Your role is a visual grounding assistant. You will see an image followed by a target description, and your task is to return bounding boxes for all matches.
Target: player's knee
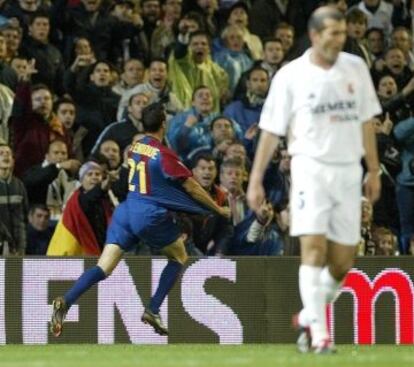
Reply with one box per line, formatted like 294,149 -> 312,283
330,260 -> 354,281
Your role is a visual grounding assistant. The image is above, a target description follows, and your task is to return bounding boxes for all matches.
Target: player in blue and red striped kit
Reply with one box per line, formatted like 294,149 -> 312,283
50,103 -> 230,337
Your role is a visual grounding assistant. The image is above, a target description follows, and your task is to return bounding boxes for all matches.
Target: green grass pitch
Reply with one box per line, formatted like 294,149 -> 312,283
1,345 -> 413,367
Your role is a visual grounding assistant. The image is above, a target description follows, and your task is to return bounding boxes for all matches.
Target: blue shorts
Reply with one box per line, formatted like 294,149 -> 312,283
106,200 -> 180,252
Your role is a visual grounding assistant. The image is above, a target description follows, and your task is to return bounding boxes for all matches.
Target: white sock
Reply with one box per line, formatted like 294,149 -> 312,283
320,266 -> 342,304
299,264 -> 329,346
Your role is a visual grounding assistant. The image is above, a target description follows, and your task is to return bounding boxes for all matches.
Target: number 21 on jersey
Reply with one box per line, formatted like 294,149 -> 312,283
128,158 -> 147,194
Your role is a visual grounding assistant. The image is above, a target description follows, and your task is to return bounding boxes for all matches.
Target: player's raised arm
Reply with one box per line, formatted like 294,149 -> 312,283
182,177 -> 230,218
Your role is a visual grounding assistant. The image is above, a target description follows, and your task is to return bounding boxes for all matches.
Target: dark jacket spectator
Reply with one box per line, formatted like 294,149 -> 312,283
0,144 -> 28,255
64,61 -> 120,156
26,204 -> 55,255
9,81 -> 70,177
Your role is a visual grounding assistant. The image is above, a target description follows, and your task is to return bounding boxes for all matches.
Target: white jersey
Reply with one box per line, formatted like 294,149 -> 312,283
259,49 -> 382,164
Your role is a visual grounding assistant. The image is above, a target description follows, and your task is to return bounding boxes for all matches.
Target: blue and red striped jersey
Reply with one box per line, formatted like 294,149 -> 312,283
126,136 -> 208,214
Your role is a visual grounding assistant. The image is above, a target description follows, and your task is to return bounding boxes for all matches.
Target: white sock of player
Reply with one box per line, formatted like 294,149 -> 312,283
320,266 -> 342,304
299,264 -> 329,346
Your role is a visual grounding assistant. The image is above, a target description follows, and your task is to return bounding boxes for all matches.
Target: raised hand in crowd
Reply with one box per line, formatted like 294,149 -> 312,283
184,114 -> 199,128
256,201 -> 274,226
19,58 -> 37,81
58,159 -> 82,176
101,169 -> 120,191
70,54 -> 96,73
382,113 -> 394,135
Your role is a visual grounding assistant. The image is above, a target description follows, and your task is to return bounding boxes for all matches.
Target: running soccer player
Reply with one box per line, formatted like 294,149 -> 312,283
247,6 -> 381,354
50,103 -> 230,337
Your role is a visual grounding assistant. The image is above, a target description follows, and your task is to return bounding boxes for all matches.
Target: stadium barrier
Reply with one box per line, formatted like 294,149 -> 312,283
0,257 -> 413,344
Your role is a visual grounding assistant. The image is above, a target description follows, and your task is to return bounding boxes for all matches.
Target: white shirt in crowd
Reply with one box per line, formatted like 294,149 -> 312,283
259,49 -> 382,164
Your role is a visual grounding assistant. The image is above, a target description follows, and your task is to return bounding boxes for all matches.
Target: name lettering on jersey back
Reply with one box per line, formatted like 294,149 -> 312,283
132,143 -> 159,158
311,100 -> 358,123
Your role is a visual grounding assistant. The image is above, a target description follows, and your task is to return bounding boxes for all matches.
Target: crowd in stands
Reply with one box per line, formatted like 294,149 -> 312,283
0,0 -> 413,256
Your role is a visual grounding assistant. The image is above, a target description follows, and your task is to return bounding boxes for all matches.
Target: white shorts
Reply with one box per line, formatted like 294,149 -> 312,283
290,155 -> 363,245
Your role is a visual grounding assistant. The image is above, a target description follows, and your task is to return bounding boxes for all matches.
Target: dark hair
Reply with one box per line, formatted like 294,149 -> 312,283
220,157 -> 243,173
262,37 -> 283,48
189,30 -> 211,44
128,92 -> 149,106
191,152 -> 216,169
48,139 -> 68,152
247,66 -> 269,80
123,58 -> 144,71
54,96 -> 75,111
28,10 -> 50,25
366,27 -> 385,39
308,6 -> 345,33
29,204 -> 50,215
149,57 -> 168,68
210,116 -> 233,131
191,85 -> 210,100
275,21 -> 295,34
346,8 -> 367,25
31,83 -> 51,94
87,60 -> 112,79
142,103 -> 165,132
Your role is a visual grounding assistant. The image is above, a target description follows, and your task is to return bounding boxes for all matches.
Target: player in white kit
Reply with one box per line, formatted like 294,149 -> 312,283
247,6 -> 381,354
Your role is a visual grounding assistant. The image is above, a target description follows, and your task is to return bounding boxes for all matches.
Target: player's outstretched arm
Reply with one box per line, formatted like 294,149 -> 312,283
247,130 -> 279,212
362,119 -> 381,204
182,177 -> 230,218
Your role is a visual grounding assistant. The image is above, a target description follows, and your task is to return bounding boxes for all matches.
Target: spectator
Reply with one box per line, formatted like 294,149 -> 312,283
346,8 -> 371,66
183,0 -> 219,37
377,74 -> 414,125
189,153 -> 233,254
112,58 -> 146,99
213,24 -> 253,95
187,116 -> 240,163
52,0 -> 142,63
0,31 -> 18,91
2,24 -> 23,62
22,139 -> 80,219
47,160 -> 115,256
219,158 -> 279,255
65,60 -> 120,156
371,114 -> 400,232
67,37 -> 96,69
93,92 -> 150,154
141,0 -> 162,48
55,96 -> 86,161
26,204 -> 55,255
97,139 -> 121,170
9,56 -> 28,80
274,22 -> 295,60
354,0 -> 396,38
372,226 -> 397,255
0,143 -> 28,255
249,0 -> 307,41
223,66 -> 269,135
19,11 -> 65,94
260,38 -> 284,79
373,47 -> 413,90
366,27 -> 385,61
225,1 -> 263,60
358,197 -> 375,255
169,30 -> 229,111
118,58 -> 182,120
393,115 -> 414,254
9,65 -> 70,177
0,82 -> 13,143
391,26 -> 414,71
167,85 -> 218,158
151,0 -> 183,59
